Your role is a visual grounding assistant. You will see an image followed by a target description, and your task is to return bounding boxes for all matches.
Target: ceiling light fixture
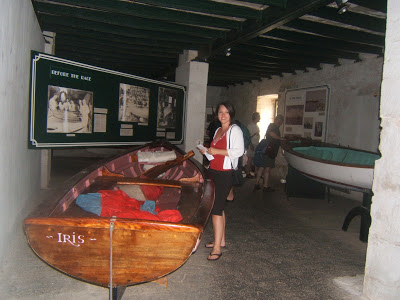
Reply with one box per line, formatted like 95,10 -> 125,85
335,0 -> 349,14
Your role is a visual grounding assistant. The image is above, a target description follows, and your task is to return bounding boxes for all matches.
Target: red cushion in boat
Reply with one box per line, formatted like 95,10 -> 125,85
140,185 -> 163,200
96,189 -> 182,222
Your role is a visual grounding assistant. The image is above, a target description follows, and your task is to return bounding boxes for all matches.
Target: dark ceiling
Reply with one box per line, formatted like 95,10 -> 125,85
31,0 -> 387,87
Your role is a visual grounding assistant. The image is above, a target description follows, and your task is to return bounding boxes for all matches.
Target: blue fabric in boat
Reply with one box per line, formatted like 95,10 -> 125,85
76,193 -> 158,216
293,146 -> 380,166
140,200 -> 157,215
75,193 -> 102,215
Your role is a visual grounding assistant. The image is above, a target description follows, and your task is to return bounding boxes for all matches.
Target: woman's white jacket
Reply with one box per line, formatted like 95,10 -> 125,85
213,124 -> 244,170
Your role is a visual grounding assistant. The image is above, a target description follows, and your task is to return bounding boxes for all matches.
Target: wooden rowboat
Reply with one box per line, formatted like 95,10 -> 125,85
24,141 -> 214,290
282,139 -> 380,192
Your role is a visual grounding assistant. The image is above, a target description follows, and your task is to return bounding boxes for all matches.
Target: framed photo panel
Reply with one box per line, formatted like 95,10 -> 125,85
29,51 -> 185,148
283,85 -> 330,141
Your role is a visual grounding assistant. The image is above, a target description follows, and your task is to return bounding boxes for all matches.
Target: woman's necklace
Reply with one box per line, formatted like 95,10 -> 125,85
212,126 -> 230,146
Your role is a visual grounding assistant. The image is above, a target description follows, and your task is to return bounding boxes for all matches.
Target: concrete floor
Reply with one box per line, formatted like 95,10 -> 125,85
0,157 -> 368,299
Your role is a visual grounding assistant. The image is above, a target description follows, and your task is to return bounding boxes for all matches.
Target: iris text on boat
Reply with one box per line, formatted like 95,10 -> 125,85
57,232 -> 84,247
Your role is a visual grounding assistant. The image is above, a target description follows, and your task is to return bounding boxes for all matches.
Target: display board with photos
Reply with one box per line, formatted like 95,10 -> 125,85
29,51 -> 185,148
283,85 -> 330,142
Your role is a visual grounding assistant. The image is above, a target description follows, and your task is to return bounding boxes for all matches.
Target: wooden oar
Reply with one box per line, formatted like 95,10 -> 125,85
140,150 -> 195,179
98,176 -> 182,188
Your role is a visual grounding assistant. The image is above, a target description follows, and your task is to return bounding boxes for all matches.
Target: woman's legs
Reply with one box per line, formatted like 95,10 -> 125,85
227,187 -> 234,201
207,169 -> 230,260
208,211 -> 226,259
255,167 -> 264,188
262,167 -> 271,188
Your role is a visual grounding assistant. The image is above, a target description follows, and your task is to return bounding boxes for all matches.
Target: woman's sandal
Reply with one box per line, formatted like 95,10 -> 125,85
207,252 -> 223,261
205,241 -> 226,249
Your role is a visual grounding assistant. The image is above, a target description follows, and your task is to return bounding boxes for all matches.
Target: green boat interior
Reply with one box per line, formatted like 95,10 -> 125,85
293,146 -> 380,166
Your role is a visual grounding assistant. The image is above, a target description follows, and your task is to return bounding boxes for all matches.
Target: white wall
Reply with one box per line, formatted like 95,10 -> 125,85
208,54 -> 383,153
176,51 -> 209,163
0,0 -> 44,263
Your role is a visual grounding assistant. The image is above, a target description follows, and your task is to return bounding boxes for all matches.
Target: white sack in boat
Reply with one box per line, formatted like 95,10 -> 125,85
137,150 -> 177,163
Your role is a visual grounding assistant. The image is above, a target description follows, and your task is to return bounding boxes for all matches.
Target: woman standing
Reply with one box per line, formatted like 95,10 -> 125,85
254,114 -> 285,192
199,102 -> 244,261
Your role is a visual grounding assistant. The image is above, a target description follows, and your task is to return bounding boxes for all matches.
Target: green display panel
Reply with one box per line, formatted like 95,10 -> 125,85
29,51 -> 186,148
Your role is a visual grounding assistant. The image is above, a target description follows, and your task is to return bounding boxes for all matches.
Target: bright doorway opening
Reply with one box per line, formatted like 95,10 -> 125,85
257,94 -> 278,140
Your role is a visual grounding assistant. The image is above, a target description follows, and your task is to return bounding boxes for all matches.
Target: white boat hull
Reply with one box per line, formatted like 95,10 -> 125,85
284,151 -> 374,191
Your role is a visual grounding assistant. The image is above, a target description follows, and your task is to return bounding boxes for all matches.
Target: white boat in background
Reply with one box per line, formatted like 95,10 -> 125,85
282,140 -> 380,192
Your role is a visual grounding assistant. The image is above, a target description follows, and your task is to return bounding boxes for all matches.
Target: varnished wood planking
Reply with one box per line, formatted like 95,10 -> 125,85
25,222 -> 198,286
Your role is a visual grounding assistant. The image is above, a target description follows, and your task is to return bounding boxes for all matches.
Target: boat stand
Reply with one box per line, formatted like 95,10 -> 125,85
342,190 -> 373,242
109,277 -> 168,299
111,286 -> 126,300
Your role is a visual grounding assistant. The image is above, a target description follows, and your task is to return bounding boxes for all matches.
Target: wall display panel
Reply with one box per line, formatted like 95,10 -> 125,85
29,51 -> 185,148
283,86 -> 330,142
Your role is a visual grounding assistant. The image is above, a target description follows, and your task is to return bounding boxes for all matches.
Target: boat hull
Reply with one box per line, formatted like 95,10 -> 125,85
282,140 -> 379,192
24,142 -> 214,287
284,150 -> 374,191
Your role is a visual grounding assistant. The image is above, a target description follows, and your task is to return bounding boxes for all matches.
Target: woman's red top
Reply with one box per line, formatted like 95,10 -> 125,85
209,128 -> 229,171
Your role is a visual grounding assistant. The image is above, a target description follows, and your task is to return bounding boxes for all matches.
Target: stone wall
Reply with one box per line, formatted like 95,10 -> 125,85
363,0 -> 400,298
209,55 -> 383,153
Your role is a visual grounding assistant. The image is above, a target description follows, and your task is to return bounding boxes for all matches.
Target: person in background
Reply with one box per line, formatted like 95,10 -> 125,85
245,112 -> 261,178
254,114 -> 285,192
198,102 -> 244,261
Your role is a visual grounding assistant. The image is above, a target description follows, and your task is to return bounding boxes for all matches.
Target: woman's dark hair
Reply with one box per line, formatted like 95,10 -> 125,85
217,102 -> 235,124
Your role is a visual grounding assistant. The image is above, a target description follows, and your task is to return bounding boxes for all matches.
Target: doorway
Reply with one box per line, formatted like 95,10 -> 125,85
257,94 -> 278,139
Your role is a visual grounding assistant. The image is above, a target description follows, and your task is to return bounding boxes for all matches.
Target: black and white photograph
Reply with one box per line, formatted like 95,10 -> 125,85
157,87 -> 178,129
305,89 -> 327,112
47,85 -> 93,134
304,117 -> 313,129
285,104 -> 304,125
314,121 -> 323,137
118,83 -> 150,125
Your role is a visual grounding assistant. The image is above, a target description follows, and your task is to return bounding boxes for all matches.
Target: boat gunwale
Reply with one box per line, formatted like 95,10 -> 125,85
24,216 -> 203,233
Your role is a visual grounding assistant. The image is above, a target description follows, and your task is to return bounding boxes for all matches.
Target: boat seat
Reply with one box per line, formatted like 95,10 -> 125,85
137,150 -> 177,163
82,178 -> 118,194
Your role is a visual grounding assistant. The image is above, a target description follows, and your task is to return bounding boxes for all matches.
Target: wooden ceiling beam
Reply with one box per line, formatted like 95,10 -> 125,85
285,19 -> 385,47
35,1 -> 225,39
33,0 -> 241,29
200,0 -> 334,60
262,28 -> 383,55
130,0 -> 261,19
39,14 -> 211,44
308,6 -> 386,33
